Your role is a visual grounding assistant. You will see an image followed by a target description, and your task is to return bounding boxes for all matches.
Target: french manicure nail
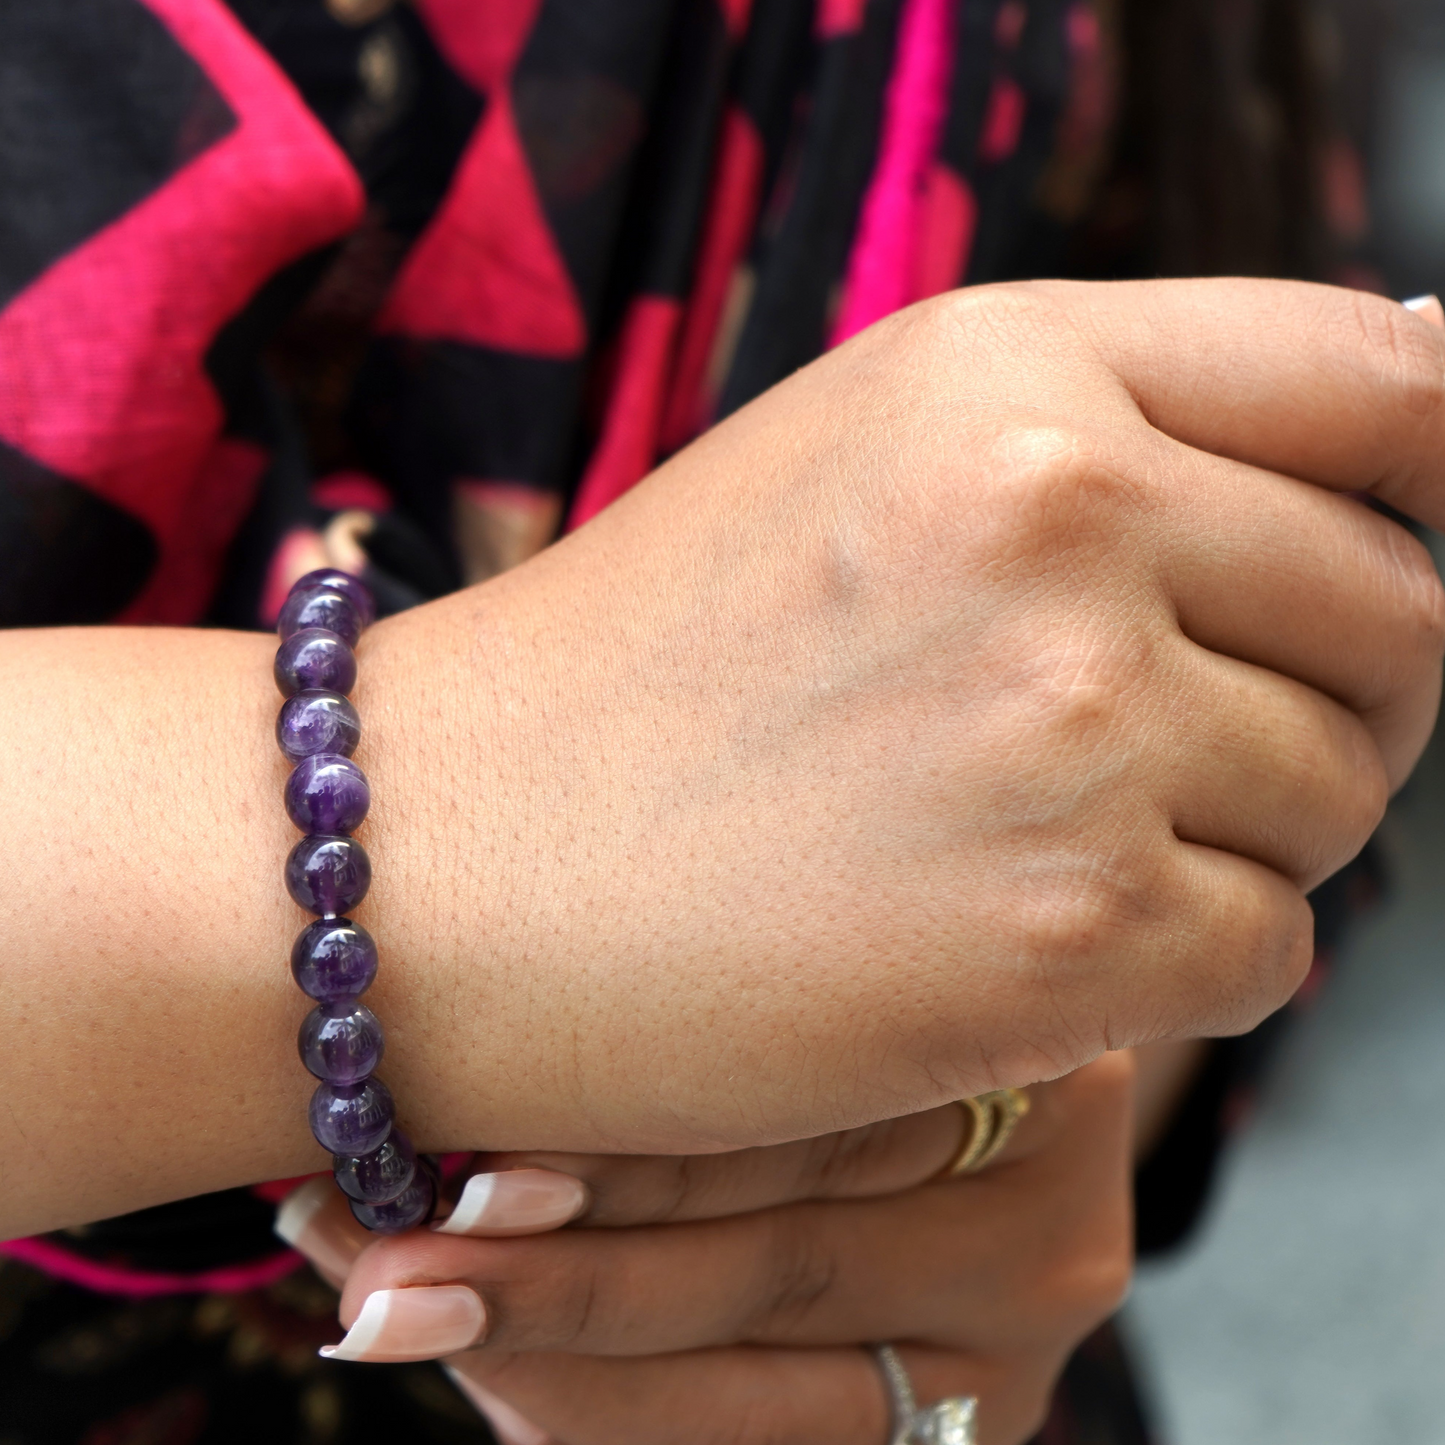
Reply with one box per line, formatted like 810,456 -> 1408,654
432,1169 -> 588,1236
1404,294 -> 1445,328
275,1176 -> 365,1283
444,1367 -> 553,1445
319,1285 -> 486,1362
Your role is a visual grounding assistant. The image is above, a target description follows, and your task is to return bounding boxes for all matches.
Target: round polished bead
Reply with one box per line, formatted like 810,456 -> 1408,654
285,754 -> 370,835
309,1076 -> 394,1155
299,999 -> 385,1084
349,1167 -> 435,1234
291,917 -> 378,1001
285,834 -> 371,915
294,568 -> 375,627
276,690 -> 360,763
333,1128 -> 417,1206
278,586 -> 363,648
275,629 -> 356,698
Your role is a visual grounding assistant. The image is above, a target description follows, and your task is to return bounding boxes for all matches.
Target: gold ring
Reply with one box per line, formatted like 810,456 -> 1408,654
936,1089 -> 1031,1179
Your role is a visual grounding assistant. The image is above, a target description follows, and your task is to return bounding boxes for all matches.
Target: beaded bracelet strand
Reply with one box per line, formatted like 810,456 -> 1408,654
274,569 -> 436,1233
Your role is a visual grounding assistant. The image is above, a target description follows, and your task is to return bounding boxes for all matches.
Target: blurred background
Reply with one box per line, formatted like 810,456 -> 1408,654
1124,4 -> 1445,1435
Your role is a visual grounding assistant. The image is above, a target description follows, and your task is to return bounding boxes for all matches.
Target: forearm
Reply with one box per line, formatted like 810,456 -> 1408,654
0,614 -> 521,1238
0,496 -> 799,1239
0,626 -> 316,1233
0,546 -> 730,1239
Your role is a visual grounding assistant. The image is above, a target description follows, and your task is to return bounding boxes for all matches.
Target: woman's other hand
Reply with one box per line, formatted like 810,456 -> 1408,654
285,1055 -> 1134,1445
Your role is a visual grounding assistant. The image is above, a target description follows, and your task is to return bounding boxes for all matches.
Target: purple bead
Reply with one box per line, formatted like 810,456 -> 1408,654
293,568 -> 375,627
275,629 -> 356,698
349,1168 -> 436,1234
299,999 -> 385,1084
276,691 -> 360,763
285,834 -> 371,916
285,754 -> 370,835
309,1076 -> 395,1155
333,1128 -> 417,1206
291,918 -> 378,1001
278,586 -> 363,648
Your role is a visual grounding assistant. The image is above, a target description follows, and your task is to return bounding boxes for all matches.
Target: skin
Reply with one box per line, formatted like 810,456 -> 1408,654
295,1055 -> 1135,1445
1,277 -> 1443,1237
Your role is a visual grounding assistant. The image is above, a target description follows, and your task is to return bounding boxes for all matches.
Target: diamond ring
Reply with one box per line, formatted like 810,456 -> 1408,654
872,1343 -> 978,1445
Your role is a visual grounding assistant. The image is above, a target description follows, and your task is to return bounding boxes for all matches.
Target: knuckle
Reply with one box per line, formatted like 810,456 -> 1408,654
1094,854 -> 1312,1046
1281,705 -> 1387,880
1033,635 -> 1156,751
1025,841 -> 1173,975
1380,521 -> 1445,667
995,853 -> 1172,1067
502,1254 -> 603,1350
1020,1172 -> 1133,1324
1016,1231 -> 1131,1345
1070,1232 -> 1134,1322
652,1155 -> 700,1223
983,427 -> 1151,565
751,1211 -> 839,1337
1212,879 -> 1315,1032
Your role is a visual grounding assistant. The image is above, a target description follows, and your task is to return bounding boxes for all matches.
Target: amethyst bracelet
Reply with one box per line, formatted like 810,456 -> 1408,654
274,569 -> 436,1234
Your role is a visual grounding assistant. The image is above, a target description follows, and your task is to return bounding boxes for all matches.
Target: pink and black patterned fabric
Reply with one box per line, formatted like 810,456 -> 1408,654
0,0 -> 1090,635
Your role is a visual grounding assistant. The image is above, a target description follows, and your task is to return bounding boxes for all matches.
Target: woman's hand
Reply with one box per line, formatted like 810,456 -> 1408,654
365,278 -> 1445,1154
3,277 -> 1443,1233
284,1055 -> 1135,1445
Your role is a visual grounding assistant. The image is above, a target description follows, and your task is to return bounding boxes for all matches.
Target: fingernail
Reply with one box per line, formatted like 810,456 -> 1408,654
444,1367 -> 552,1445
432,1169 -> 588,1236
319,1285 -> 486,1363
1404,294 -> 1445,328
275,1177 -> 365,1282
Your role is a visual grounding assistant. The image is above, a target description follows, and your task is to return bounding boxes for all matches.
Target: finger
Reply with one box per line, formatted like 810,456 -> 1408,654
1167,648 -> 1387,890
1404,293 -> 1445,329
278,1170 -> 587,1297
1028,278 -> 1445,524
454,1085 -> 1063,1232
448,1341 -> 1059,1445
1155,443 -> 1444,786
330,1057 -> 1131,1359
1010,808 -> 1317,1050
444,1371 -> 553,1445
1098,836 -> 1319,1044
433,1169 -> 591,1236
274,1175 -> 370,1290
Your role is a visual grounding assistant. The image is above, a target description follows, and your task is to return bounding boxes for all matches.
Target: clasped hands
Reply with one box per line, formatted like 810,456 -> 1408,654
281,1054 -> 1133,1445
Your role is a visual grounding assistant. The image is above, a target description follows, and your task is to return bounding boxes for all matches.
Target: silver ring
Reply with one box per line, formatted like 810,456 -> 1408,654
871,1344 -> 978,1445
